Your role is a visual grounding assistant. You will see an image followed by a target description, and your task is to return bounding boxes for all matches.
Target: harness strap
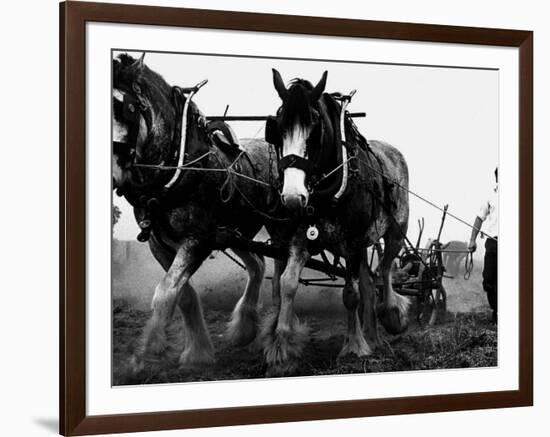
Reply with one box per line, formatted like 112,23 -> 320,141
164,79 -> 208,190
333,89 -> 356,202
278,154 -> 313,174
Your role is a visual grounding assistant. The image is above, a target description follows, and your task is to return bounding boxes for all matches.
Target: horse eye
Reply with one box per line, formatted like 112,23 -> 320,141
132,82 -> 142,94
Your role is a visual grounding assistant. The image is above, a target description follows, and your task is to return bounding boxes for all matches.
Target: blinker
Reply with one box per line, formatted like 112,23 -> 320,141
265,116 -> 282,147
122,93 -> 141,124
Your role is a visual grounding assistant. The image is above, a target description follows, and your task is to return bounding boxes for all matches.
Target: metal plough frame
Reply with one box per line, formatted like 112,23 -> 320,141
209,106 -> 467,327
221,205 -> 469,327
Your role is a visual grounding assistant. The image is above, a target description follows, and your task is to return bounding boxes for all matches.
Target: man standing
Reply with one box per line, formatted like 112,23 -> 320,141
468,168 -> 498,323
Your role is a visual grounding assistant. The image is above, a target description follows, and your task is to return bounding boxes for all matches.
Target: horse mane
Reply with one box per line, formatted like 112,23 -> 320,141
113,53 -> 206,133
281,78 -> 316,130
344,114 -> 369,152
322,93 -> 369,153
113,53 -> 174,115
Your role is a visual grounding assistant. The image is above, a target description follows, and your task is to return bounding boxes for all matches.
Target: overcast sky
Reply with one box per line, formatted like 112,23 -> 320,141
113,50 -> 498,245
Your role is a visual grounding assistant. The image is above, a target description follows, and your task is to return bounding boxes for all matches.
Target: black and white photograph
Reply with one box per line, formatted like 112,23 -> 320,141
111,49 -> 499,386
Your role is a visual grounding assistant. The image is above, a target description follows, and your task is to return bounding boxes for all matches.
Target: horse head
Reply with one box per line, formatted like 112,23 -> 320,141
270,69 -> 335,212
112,53 -> 176,194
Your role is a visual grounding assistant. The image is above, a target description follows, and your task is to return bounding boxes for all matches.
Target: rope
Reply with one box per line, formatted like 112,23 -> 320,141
354,155 -> 497,241
231,183 -> 291,222
463,252 -> 474,280
133,151 -> 272,187
311,155 -> 356,188
132,150 -> 215,170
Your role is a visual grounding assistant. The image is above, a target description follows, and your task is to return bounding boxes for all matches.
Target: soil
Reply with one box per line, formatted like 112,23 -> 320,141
112,242 -> 497,386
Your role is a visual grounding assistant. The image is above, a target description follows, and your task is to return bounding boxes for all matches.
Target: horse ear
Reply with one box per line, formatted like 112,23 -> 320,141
132,52 -> 146,71
272,68 -> 288,100
310,70 -> 328,101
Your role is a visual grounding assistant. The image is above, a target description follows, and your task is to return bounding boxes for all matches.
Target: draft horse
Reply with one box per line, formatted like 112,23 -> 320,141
112,53 -> 284,370
263,69 -> 411,375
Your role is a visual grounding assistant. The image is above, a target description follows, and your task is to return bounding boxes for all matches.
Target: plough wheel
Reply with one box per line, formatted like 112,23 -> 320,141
417,284 -> 447,326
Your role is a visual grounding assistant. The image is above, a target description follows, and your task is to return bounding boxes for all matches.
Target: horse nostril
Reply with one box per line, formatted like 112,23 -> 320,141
281,194 -> 287,205
299,194 -> 307,207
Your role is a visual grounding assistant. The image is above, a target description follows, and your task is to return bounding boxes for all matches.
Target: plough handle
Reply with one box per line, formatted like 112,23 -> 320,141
180,79 -> 208,94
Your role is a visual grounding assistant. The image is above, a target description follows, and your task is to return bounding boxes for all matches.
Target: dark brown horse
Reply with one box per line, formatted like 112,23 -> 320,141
262,69 -> 411,375
112,53 -> 288,370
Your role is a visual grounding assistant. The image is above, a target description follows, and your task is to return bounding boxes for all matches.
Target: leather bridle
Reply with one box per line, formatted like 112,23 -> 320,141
113,80 -> 208,195
265,91 -> 356,206
113,85 -> 154,161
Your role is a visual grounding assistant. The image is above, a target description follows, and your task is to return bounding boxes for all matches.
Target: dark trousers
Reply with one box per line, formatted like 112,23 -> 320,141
482,237 -> 498,317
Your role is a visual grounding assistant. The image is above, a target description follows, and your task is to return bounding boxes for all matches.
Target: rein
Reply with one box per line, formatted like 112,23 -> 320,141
125,79 -> 289,224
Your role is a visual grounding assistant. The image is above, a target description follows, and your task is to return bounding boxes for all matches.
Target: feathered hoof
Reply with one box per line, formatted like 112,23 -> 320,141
140,321 -> 169,356
261,316 -> 308,377
265,359 -> 300,378
128,354 -> 145,375
377,296 -> 410,335
179,345 -> 215,368
226,306 -> 259,347
339,333 -> 373,358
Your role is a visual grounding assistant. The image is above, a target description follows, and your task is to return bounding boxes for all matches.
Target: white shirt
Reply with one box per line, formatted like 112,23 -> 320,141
478,185 -> 499,237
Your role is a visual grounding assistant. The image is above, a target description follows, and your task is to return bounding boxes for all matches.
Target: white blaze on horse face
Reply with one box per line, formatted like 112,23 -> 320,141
112,89 -> 128,143
113,119 -> 128,143
112,154 -> 124,188
112,88 -> 129,188
281,125 -> 311,209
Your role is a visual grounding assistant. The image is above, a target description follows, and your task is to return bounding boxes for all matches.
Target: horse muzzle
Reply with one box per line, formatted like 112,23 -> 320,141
280,166 -> 310,211
281,187 -> 310,213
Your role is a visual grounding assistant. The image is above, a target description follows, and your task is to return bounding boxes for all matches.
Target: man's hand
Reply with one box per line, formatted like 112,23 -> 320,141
468,216 -> 483,253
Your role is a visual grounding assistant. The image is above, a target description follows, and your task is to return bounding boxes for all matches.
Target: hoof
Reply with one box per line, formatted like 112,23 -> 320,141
265,359 -> 300,377
226,305 -> 259,347
261,316 -> 308,377
377,296 -> 410,335
339,333 -> 373,358
364,335 -> 383,352
179,346 -> 215,367
140,321 -> 169,356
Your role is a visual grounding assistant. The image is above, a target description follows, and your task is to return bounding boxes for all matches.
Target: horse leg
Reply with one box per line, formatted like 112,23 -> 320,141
177,282 -> 215,366
133,238 -> 212,369
377,233 -> 411,335
260,258 -> 287,348
146,232 -> 214,365
262,245 -> 309,376
225,249 -> 265,347
271,258 -> 287,308
339,256 -> 371,358
148,231 -> 175,271
359,255 -> 382,350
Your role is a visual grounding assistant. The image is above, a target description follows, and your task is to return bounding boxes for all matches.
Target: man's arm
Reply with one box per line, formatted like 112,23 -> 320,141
468,216 -> 483,252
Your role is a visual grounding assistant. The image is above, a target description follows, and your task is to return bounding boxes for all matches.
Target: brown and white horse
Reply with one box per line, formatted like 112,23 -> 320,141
262,70 -> 411,375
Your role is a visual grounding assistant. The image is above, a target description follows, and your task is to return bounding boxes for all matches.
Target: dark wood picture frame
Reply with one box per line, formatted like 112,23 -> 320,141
60,1 -> 533,435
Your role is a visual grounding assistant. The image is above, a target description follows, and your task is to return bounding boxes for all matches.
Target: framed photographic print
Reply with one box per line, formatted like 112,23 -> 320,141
60,1 -> 533,435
